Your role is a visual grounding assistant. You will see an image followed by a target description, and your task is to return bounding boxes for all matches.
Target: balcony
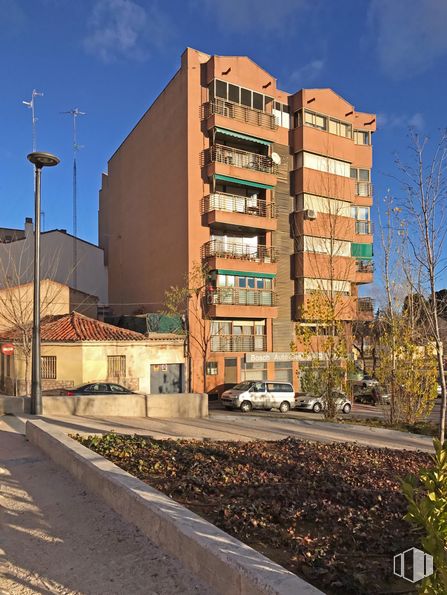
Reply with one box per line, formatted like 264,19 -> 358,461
202,240 -> 276,263
204,99 -> 277,131
210,334 -> 267,353
355,220 -> 373,235
202,193 -> 276,218
356,260 -> 374,273
355,182 -> 373,197
207,287 -> 277,306
204,144 -> 278,175
357,297 -> 375,319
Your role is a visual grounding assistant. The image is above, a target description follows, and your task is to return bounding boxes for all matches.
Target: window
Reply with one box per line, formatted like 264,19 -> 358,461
296,193 -> 351,216
351,206 -> 370,220
329,118 -> 352,138
297,152 -> 351,178
253,92 -> 263,111
300,236 -> 351,257
41,356 -> 56,380
304,110 -> 327,130
110,384 -> 127,393
206,361 -> 218,376
350,168 -> 370,181
354,130 -> 370,145
107,355 -> 126,377
273,102 -> 290,128
228,84 -> 239,103
274,363 -> 293,384
215,79 -> 227,100
298,278 -> 351,295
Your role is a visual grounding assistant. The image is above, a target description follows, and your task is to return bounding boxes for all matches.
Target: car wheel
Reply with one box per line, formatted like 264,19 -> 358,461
279,401 -> 290,413
312,402 -> 322,413
342,403 -> 352,414
240,400 -> 253,413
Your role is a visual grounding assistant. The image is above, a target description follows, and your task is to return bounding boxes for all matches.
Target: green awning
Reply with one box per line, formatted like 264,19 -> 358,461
351,243 -> 373,259
215,174 -> 274,190
216,269 -> 276,279
215,126 -> 271,146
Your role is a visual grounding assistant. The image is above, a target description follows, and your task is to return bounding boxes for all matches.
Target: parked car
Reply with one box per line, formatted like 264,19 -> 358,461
295,390 -> 352,414
43,383 -> 137,396
354,385 -> 390,406
352,374 -> 380,389
220,380 -> 295,413
437,384 -> 442,397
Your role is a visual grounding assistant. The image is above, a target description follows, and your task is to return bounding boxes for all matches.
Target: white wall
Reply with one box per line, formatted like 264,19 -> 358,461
0,230 -> 108,304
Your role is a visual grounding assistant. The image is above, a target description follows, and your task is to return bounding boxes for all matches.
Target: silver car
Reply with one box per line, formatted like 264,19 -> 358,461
221,380 -> 295,413
295,390 -> 352,414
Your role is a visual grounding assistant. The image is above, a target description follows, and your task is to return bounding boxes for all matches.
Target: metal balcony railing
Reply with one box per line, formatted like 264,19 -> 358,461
204,144 -> 279,175
356,182 -> 373,197
355,220 -> 373,234
210,334 -> 267,353
202,240 -> 277,263
206,287 -> 277,307
203,98 -> 278,130
201,193 -> 276,218
356,260 -> 374,274
358,297 -> 375,312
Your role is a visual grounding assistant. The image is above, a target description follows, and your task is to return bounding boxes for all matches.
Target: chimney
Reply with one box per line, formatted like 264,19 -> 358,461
25,217 -> 33,238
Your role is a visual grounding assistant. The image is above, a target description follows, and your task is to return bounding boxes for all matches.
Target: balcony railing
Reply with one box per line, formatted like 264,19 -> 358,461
356,260 -> 374,274
206,287 -> 277,307
210,334 -> 267,353
358,297 -> 375,313
356,182 -> 373,197
202,240 -> 277,263
204,144 -> 279,175
201,193 -> 276,218
204,98 -> 278,131
355,220 -> 373,234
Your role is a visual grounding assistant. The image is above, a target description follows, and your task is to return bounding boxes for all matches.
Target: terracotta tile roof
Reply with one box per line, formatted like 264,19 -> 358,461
39,312 -> 146,342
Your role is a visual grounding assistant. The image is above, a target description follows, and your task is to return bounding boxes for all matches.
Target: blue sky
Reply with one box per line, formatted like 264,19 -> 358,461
1,0 -> 446,264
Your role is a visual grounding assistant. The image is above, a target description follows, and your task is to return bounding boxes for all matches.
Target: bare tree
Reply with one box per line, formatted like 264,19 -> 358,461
394,131 -> 447,441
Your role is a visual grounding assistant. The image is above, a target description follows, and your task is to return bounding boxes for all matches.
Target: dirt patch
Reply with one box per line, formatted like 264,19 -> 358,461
75,432 -> 431,594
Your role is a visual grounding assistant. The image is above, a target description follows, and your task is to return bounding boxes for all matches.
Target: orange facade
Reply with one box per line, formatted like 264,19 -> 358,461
99,48 -> 375,393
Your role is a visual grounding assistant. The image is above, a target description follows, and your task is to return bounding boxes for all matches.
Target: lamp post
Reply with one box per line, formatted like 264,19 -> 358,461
27,152 -> 60,415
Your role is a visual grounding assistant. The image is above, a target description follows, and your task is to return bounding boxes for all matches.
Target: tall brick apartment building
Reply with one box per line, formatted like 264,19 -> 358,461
99,48 -> 375,393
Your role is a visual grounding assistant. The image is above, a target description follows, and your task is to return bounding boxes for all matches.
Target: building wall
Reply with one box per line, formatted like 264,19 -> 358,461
1,339 -> 185,395
0,226 -> 108,304
99,53 -> 190,315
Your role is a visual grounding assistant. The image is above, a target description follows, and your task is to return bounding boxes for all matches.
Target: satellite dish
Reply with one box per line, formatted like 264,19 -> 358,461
271,152 -> 281,165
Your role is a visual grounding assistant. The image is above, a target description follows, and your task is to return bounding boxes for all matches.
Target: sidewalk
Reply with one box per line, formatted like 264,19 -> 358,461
0,419 -> 213,595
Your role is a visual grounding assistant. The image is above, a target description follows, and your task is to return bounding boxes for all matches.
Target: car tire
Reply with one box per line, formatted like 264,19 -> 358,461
312,402 -> 322,413
240,400 -> 253,413
279,401 -> 290,413
342,403 -> 352,414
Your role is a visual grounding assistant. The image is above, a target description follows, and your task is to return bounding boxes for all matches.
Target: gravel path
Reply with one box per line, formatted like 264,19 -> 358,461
0,420 -> 213,595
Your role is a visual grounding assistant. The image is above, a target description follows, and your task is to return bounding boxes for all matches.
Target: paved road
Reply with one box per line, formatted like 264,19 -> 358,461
8,409 -> 433,452
0,419 -> 213,595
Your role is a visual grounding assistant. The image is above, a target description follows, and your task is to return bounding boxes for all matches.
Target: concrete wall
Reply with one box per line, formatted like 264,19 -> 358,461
0,229 -> 108,304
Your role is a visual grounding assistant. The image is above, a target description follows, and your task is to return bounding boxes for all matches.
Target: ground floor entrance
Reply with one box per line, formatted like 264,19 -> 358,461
150,363 -> 184,394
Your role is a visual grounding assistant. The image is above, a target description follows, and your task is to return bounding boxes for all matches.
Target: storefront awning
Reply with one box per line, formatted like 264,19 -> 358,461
215,126 -> 271,146
216,269 -> 276,279
215,174 -> 274,190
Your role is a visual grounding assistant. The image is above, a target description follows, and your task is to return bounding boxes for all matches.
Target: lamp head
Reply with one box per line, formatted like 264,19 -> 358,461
27,152 -> 60,168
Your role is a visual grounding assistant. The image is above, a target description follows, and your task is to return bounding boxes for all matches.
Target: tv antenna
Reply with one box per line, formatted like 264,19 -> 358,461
62,107 -> 86,290
22,89 -> 44,152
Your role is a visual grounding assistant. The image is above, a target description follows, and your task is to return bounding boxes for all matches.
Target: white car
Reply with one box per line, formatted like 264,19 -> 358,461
221,381 -> 295,413
295,390 -> 352,414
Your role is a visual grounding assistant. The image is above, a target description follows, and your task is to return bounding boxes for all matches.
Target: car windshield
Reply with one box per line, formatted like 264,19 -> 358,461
232,382 -> 253,391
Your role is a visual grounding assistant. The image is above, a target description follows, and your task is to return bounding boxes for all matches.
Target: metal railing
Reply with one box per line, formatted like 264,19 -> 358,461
204,98 -> 278,130
204,144 -> 278,175
210,334 -> 267,352
206,287 -> 277,307
355,220 -> 373,234
201,193 -> 276,218
202,239 -> 277,263
356,182 -> 373,197
358,297 -> 375,312
356,260 -> 374,274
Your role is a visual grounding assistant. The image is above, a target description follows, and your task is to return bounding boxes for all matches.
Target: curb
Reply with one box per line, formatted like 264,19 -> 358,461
26,420 -> 324,595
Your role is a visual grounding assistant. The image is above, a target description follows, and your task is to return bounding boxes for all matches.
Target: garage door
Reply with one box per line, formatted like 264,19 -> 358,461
150,364 -> 183,394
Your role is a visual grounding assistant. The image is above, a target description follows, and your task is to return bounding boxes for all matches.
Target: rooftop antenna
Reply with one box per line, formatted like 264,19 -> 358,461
62,107 -> 86,290
22,89 -> 44,152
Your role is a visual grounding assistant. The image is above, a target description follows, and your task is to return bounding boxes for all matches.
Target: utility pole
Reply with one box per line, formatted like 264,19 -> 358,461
22,89 -> 44,152
62,108 -> 86,290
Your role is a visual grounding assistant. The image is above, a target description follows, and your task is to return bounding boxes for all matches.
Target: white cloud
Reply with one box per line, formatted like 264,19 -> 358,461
83,0 -> 171,62
289,59 -> 325,87
377,112 -> 425,132
194,0 -> 311,34
369,0 -> 447,78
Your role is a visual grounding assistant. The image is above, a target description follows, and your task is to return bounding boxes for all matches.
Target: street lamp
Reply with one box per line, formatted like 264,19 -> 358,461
27,152 -> 60,415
